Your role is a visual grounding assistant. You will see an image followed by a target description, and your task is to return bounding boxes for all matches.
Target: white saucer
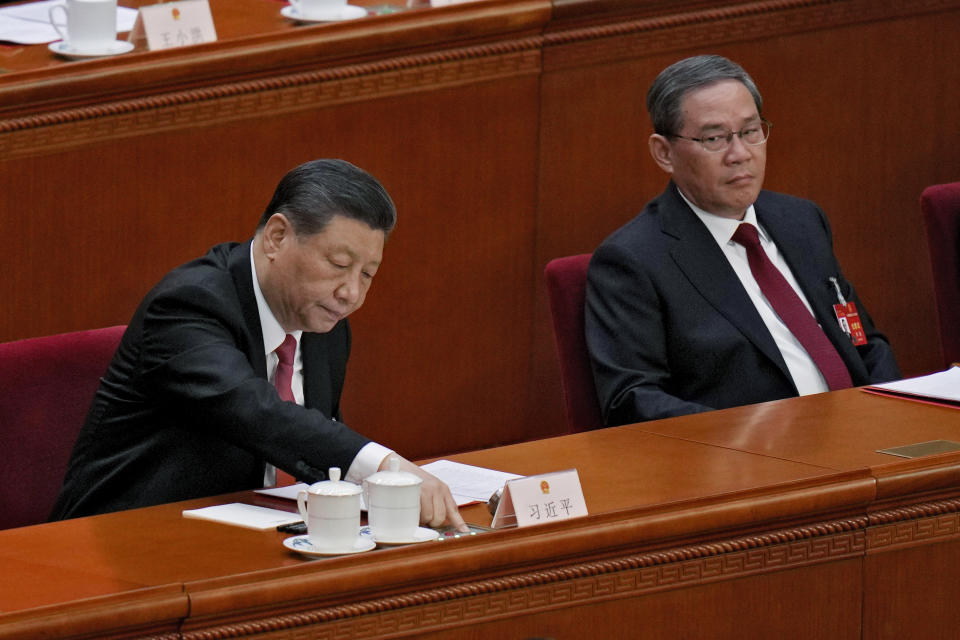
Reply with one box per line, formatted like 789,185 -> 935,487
48,40 -> 135,60
283,533 -> 376,557
281,4 -> 368,22
362,526 -> 440,545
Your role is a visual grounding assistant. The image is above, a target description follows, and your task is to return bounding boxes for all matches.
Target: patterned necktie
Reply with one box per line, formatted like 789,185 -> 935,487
273,334 -> 298,486
731,223 -> 852,391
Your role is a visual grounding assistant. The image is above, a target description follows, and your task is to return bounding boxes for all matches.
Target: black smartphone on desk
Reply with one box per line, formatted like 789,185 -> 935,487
277,521 -> 307,534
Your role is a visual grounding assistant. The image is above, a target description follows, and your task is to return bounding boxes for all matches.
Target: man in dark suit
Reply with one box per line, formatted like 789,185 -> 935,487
586,55 -> 900,426
52,159 -> 466,531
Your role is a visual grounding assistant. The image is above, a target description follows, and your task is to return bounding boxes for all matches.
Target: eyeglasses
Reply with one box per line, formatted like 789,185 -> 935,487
669,120 -> 772,153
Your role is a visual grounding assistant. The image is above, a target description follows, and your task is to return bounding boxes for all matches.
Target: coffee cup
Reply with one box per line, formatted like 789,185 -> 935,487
363,457 -> 423,542
288,0 -> 347,20
49,0 -> 117,53
297,467 -> 362,551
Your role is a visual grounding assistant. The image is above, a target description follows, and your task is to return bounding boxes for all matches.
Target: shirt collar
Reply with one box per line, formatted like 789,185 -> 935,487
250,241 -> 302,355
676,187 -> 767,246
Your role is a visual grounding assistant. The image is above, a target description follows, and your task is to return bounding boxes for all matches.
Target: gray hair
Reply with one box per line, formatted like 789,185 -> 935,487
646,55 -> 763,136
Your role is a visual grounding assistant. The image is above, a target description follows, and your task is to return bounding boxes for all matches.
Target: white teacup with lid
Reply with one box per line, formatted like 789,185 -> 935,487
49,0 -> 118,54
364,457 -> 423,542
297,467 -> 362,551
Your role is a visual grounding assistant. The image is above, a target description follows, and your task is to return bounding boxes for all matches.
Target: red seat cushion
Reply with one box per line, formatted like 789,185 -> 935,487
545,254 -> 602,432
0,325 -> 125,529
920,182 -> 960,367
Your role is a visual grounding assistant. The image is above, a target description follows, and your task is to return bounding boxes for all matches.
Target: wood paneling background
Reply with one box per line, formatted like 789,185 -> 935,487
1,0 -> 957,459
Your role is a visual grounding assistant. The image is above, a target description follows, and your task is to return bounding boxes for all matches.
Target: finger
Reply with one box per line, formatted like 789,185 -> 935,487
419,490 -> 435,526
445,494 -> 468,532
428,488 -> 445,528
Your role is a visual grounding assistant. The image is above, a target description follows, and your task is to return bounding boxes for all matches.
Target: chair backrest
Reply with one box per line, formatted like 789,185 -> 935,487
544,254 -> 603,432
0,325 -> 125,529
920,182 -> 960,368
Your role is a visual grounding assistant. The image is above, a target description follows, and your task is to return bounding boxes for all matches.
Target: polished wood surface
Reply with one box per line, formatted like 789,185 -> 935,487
2,0 -> 959,460
2,389 -> 960,638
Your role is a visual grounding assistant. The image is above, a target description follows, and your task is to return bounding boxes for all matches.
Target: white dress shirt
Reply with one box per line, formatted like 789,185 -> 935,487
678,192 -> 829,395
250,243 -> 392,486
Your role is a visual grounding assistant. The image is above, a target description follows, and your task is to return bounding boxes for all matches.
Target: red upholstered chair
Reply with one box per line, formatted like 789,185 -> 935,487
545,254 -> 603,432
0,325 -> 125,529
920,182 -> 960,368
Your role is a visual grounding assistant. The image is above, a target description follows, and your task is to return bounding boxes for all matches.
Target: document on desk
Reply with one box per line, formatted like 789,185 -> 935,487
182,503 -> 302,530
419,460 -> 523,506
253,460 -> 521,507
862,367 -> 960,408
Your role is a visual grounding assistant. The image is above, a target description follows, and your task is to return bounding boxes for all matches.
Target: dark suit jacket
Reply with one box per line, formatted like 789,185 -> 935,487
51,242 -> 370,519
585,184 -> 900,426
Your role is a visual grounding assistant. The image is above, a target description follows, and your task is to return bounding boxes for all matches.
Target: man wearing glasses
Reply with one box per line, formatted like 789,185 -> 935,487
585,55 -> 900,426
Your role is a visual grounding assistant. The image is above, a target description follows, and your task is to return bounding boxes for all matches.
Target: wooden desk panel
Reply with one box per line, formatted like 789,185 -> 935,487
3,393 -> 960,638
863,540 -> 960,640
413,560 -> 863,640
443,426 -> 849,516
0,555 -> 148,613
630,389 -> 960,474
0,583 -> 186,640
0,428 -> 855,611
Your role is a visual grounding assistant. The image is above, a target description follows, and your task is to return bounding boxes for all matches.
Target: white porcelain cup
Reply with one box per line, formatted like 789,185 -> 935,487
49,0 -> 117,53
297,467 -> 362,551
363,457 -> 423,542
289,0 -> 347,19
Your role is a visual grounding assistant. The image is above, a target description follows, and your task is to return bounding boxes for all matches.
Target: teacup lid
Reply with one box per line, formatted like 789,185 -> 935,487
365,456 -> 423,487
306,467 -> 362,496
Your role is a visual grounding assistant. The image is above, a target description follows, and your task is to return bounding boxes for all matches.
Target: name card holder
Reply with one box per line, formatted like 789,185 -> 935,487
491,469 -> 587,529
128,0 -> 217,51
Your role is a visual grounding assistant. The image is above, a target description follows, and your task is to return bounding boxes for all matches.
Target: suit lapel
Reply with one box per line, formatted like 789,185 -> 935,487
660,186 -> 792,381
227,241 -> 267,379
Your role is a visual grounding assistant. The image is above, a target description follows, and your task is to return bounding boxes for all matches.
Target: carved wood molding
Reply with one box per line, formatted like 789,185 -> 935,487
542,0 -> 960,70
866,496 -> 960,552
0,38 -> 542,161
183,516 -> 866,639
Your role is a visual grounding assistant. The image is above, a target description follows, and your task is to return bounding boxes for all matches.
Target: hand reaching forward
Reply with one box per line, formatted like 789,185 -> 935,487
380,455 -> 469,532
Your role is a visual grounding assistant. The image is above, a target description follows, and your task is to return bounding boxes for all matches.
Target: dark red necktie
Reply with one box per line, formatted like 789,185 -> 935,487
273,334 -> 298,486
731,223 -> 852,391
274,334 -> 297,403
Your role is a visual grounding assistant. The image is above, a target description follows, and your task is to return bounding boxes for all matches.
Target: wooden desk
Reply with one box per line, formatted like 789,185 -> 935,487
2,0 -> 959,459
2,389 -> 959,639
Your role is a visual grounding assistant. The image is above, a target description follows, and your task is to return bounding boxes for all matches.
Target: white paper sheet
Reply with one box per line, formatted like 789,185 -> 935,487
419,459 -> 522,505
0,16 -> 56,44
866,367 -> 960,404
182,503 -> 302,530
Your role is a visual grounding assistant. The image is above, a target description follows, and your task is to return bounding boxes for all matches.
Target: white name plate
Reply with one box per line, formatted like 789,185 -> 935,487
491,469 -> 587,529
134,0 -> 217,51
